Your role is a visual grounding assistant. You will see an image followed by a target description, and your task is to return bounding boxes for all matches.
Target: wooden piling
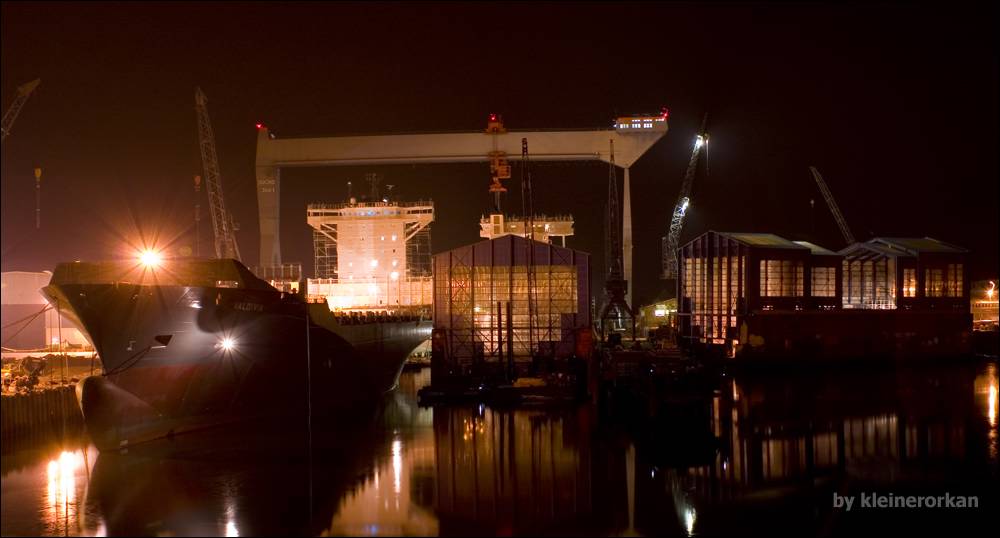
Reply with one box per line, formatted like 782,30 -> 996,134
1,386 -> 82,440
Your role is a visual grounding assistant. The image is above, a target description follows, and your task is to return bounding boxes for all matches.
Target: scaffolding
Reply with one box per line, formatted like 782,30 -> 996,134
313,228 -> 337,279
406,224 -> 432,278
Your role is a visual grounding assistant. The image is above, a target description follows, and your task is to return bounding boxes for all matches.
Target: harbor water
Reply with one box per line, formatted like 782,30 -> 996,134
1,360 -> 996,536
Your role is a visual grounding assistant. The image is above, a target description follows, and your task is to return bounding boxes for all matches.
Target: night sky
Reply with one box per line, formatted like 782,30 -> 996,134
2,2 -> 997,307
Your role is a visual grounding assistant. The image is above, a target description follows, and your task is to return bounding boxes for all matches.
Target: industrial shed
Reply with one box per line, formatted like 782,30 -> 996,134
432,235 -> 590,378
838,237 -> 969,311
677,232 -> 843,344
676,232 -> 971,359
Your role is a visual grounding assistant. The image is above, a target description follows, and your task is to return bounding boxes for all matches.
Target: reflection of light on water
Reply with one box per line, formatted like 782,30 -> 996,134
989,384 -> 997,428
684,507 -> 697,536
224,494 -> 239,537
668,469 -> 696,538
392,439 -> 402,495
45,450 -> 83,533
974,364 -> 998,428
326,429 -> 437,536
974,363 -> 999,465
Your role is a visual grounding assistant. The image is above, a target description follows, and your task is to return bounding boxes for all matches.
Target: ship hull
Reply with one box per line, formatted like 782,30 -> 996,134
42,279 -> 430,451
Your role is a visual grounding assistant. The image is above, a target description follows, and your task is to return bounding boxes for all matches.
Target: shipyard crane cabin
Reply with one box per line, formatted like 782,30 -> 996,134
662,114 -> 709,281
1,78 -> 41,144
195,87 -> 241,261
809,166 -> 855,246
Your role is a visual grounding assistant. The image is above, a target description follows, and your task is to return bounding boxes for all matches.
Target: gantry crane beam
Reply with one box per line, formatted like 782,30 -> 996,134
195,87 -> 241,261
809,166 -> 855,246
254,125 -> 666,266
1,79 -> 41,144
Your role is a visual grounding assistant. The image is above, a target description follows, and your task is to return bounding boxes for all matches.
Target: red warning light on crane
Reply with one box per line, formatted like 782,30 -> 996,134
255,123 -> 264,130
661,107 -> 670,119
489,113 -> 497,122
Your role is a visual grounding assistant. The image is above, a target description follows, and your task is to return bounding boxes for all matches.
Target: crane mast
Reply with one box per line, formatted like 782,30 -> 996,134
521,138 -> 536,355
599,139 -> 636,340
662,113 -> 709,280
1,79 -> 41,144
194,87 -> 241,261
809,166 -> 855,245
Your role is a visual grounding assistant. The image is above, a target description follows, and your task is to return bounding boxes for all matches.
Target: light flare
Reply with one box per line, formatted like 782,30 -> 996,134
139,249 -> 162,268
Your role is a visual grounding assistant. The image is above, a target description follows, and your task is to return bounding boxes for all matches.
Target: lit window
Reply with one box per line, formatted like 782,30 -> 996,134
946,263 -> 963,297
811,266 -> 836,297
925,268 -> 944,298
903,268 -> 916,297
760,259 -> 804,297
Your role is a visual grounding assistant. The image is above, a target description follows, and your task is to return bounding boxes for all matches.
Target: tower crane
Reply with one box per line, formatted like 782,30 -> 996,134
662,113 -> 709,280
808,166 -> 855,246
1,79 -> 41,143
194,87 -> 241,260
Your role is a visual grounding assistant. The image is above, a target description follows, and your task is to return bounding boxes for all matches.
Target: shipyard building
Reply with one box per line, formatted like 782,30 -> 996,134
677,232 -> 971,359
431,235 -> 591,380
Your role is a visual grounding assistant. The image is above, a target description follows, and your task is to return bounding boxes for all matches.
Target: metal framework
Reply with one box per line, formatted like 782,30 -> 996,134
195,87 -> 241,260
520,138 -> 538,357
312,228 -> 337,278
433,236 -> 589,373
809,166 -> 855,246
663,114 -> 709,280
599,140 -> 635,339
254,122 -> 667,267
1,79 -> 40,144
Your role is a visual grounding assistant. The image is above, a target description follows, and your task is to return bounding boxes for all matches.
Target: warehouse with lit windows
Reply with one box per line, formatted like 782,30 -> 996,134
677,231 -> 971,359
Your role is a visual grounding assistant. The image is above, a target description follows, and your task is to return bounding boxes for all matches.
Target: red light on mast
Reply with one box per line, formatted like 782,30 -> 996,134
489,113 -> 497,121
255,123 -> 264,130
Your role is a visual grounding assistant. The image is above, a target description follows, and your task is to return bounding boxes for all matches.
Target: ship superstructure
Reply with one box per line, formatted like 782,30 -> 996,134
307,191 -> 433,312
479,213 -> 574,246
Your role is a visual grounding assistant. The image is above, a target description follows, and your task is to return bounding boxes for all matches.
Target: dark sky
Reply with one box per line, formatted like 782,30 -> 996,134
2,1 -> 998,306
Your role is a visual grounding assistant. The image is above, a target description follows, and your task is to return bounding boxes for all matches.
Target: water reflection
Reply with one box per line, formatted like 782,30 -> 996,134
2,361 -> 996,536
0,439 -> 100,536
44,448 -> 96,536
974,362 -> 998,465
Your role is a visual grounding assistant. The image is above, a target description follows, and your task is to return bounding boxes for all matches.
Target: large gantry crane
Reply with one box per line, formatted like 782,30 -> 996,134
195,87 -> 241,260
808,166 -> 855,246
662,113 -> 709,281
1,79 -> 40,144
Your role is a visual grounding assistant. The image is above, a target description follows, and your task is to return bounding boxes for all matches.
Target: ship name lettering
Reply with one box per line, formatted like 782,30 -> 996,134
233,302 -> 264,312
